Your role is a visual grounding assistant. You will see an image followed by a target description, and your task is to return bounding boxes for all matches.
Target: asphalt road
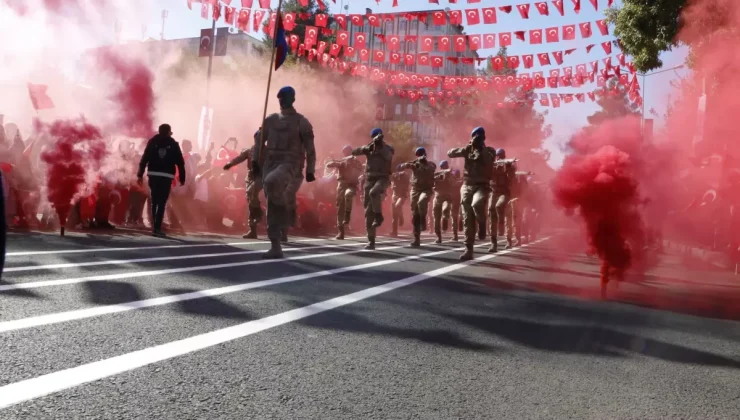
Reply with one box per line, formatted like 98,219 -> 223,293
1,229 -> 739,419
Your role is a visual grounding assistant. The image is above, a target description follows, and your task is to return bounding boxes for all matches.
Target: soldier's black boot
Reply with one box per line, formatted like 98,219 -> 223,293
344,210 -> 352,225
434,230 -> 442,244
365,236 -> 376,250
281,230 -> 288,243
478,222 -> 486,240
411,232 -> 421,247
335,226 -> 345,240
505,238 -> 514,249
263,237 -> 284,259
243,223 -> 258,239
372,213 -> 384,228
460,244 -> 474,261
442,217 -> 449,232
488,239 -> 498,253
410,215 -> 421,247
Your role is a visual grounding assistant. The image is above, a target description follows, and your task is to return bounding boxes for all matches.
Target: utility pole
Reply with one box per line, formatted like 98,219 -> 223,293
160,10 -> 169,40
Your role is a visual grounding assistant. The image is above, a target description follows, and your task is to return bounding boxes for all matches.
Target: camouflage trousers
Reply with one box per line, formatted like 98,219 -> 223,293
507,197 -> 524,242
391,193 -> 407,233
433,192 -> 459,237
460,183 -> 490,247
245,178 -> 263,227
489,191 -> 512,243
336,181 -> 358,228
263,162 -> 300,240
410,188 -> 432,235
286,171 -> 304,227
363,176 -> 390,239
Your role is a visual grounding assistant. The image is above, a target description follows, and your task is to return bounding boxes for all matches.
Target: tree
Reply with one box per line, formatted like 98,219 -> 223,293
586,78 -> 641,126
385,122 -> 416,166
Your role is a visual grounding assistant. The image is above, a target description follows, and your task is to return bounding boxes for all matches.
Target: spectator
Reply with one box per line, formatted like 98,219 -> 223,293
137,124 -> 185,237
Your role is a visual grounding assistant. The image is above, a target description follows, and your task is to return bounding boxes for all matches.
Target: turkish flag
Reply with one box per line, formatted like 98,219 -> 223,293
336,30 -> 349,46
289,35 -> 300,51
281,13 -> 295,31
536,77 -> 546,89
373,50 -> 385,63
354,32 -> 367,49
367,14 -> 381,27
596,19 -> 609,35
468,35 -> 481,50
552,0 -> 565,16
550,69 -> 560,77
563,24 -> 576,40
465,9 -> 480,25
27,83 -> 54,110
236,9 -> 250,32
418,54 -> 430,66
618,53 -> 626,67
329,43 -> 341,56
591,60 -> 599,72
546,27 -> 559,43
317,41 -> 328,56
523,55 -> 534,69
537,53 -> 550,65
432,10 -> 447,25
438,36 -> 450,51
535,2 -> 549,15
597,75 -> 606,87
252,10 -> 265,32
405,53 -> 415,65
224,6 -> 235,25
315,13 -> 328,27
304,26 -> 318,47
589,0 -> 598,9
482,7 -> 497,24
553,51 -> 563,64
389,52 -> 401,64
350,14 -> 363,26
508,56 -> 520,69
499,32 -> 512,47
572,0 -> 581,13
580,22 -> 592,38
517,4 -> 530,19
515,31 -> 525,41
530,29 -> 543,44
483,34 -> 496,48
421,36 -> 434,52
548,77 -> 559,88
491,56 -> 505,71
449,10 -> 462,25
499,6 -> 512,13
387,35 -> 401,50
335,15 -> 347,29
576,64 -> 587,76
602,41 -> 612,54
431,56 -> 443,68
359,48 -> 369,61
453,35 -> 467,52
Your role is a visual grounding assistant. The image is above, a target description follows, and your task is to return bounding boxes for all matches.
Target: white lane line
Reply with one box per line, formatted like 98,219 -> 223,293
0,240 -> 403,292
3,240 -> 393,273
0,238 -> 547,409
6,236 -> 369,257
0,240 -> 469,333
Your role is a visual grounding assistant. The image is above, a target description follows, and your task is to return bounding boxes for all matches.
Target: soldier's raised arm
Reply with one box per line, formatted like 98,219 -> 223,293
299,116 -> 316,175
447,146 -> 467,158
224,148 -> 251,170
351,144 -> 371,157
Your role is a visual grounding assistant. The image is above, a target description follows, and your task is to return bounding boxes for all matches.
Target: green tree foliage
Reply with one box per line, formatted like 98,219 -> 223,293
385,122 -> 416,166
605,0 -> 685,73
586,78 -> 641,126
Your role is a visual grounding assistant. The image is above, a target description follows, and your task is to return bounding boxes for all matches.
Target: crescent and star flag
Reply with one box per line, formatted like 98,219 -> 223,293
27,84 -> 54,111
274,10 -> 288,71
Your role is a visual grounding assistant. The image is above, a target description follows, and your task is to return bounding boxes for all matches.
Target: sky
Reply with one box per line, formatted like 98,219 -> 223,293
126,0 -> 689,167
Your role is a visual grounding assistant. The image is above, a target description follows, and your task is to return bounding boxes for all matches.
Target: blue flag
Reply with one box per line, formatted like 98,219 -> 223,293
274,11 -> 288,71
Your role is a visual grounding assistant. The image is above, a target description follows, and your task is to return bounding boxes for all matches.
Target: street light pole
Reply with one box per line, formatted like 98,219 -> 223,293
637,64 -> 685,126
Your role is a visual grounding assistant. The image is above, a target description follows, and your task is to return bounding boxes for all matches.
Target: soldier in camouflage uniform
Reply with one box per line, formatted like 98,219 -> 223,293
223,129 -> 263,239
489,148 -> 517,252
326,145 -> 363,240
352,128 -> 394,250
399,147 -> 436,247
507,171 -> 531,246
432,160 -> 459,243
448,127 -> 497,261
390,164 -> 410,237
253,86 -> 316,259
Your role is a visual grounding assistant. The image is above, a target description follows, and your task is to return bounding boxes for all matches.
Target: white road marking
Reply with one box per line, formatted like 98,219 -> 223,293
0,241 -> 401,292
0,238 -> 547,409
6,236 -> 369,257
0,241 -> 468,333
3,240 -> 394,273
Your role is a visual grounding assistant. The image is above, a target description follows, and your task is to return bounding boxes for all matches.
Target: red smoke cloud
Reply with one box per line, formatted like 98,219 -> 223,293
39,118 -> 107,228
551,118 -> 647,284
96,49 -> 156,138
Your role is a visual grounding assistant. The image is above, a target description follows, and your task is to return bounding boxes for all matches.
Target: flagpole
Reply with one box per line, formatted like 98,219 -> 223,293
257,0 -> 284,167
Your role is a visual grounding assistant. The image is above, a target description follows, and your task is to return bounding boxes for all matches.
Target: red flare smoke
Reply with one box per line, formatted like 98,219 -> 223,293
97,49 -> 156,138
552,122 -> 646,283
39,118 -> 107,228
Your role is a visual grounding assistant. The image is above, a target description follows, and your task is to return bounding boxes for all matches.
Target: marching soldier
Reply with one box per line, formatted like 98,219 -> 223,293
432,160 -> 459,243
352,128 -> 394,250
223,129 -> 263,239
390,164 -> 410,237
448,127 -> 497,261
399,147 -> 436,247
508,171 -> 531,246
253,86 -> 316,259
326,145 -> 363,240
489,148 -> 517,252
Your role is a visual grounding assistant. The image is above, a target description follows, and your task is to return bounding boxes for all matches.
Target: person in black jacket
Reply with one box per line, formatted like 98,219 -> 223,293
137,124 -> 185,237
